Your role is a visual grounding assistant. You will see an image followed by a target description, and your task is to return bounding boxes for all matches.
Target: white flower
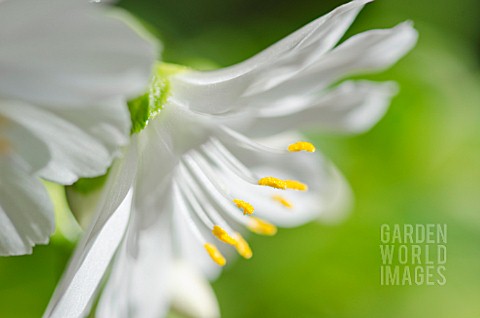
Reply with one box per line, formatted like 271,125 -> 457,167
0,0 -> 157,256
45,0 -> 418,317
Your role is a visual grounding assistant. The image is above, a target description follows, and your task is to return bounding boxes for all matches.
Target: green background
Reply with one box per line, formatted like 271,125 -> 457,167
1,0 -> 479,317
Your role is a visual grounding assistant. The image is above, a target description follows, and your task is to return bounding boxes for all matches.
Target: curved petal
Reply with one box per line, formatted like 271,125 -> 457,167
96,212 -> 172,318
132,103 -> 215,230
0,99 -> 130,184
0,0 -> 157,107
220,133 -> 351,227
253,22 -> 417,103
0,156 -> 54,256
44,143 -> 138,318
0,101 -> 50,173
170,260 -> 220,318
233,80 -> 398,138
170,0 -> 371,114
97,155 -> 178,318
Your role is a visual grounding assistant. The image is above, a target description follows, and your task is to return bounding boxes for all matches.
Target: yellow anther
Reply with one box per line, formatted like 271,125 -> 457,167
248,217 -> 277,236
204,243 -> 226,266
233,232 -> 253,259
258,177 -> 287,190
288,141 -> 316,153
285,180 -> 308,191
233,199 -> 254,215
272,195 -> 293,209
212,225 -> 237,246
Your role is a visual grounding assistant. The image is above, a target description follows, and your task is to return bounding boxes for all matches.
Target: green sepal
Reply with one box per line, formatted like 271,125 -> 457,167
128,62 -> 187,134
70,173 -> 109,194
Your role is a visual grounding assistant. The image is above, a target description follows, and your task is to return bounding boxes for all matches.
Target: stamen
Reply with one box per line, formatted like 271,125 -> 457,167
259,177 -> 308,191
288,141 -> 316,152
272,195 -> 293,209
212,225 -> 237,246
285,180 -> 308,191
177,173 -> 215,229
206,139 -> 258,183
258,177 -> 287,190
180,165 -> 247,259
181,157 -> 250,227
173,183 -> 212,248
248,217 -> 277,236
204,243 -> 226,266
233,199 -> 255,215
233,233 -> 253,259
186,153 -> 233,198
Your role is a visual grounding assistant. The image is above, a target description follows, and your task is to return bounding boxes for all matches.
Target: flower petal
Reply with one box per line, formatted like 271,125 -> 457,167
97,138 -> 212,317
0,0 -> 157,107
1,99 -> 130,184
132,104 -> 214,229
96,212 -> 172,318
234,80 -> 398,138
170,0 -> 371,114
0,100 -> 50,173
253,22 -> 417,103
44,144 -> 138,318
170,260 -> 220,318
0,156 -> 54,256
172,21 -> 416,117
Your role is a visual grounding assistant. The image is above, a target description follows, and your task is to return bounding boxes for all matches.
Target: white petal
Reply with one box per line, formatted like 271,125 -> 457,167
170,0 -> 371,114
132,103 -> 214,227
222,133 -> 351,227
134,116 -> 178,218
96,212 -> 172,318
170,260 -> 220,318
0,0 -> 157,107
234,81 -> 398,138
0,101 -> 50,173
254,22 -> 418,103
0,156 -> 54,256
1,99 -> 130,184
44,143 -> 138,318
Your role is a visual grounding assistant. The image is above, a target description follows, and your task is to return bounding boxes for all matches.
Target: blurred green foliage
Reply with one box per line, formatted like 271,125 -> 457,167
1,0 -> 479,317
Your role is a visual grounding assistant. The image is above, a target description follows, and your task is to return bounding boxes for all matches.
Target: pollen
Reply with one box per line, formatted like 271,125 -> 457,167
233,232 -> 253,259
248,217 -> 277,236
204,243 -> 226,266
288,141 -> 316,153
272,195 -> 293,209
285,180 -> 308,191
258,177 -> 287,189
212,225 -> 237,246
233,199 -> 254,215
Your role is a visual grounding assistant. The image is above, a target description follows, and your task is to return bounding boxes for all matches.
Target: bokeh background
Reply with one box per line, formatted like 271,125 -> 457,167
1,0 -> 480,317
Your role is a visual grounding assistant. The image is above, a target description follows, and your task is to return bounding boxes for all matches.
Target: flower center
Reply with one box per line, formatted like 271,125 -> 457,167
176,138 -> 316,266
